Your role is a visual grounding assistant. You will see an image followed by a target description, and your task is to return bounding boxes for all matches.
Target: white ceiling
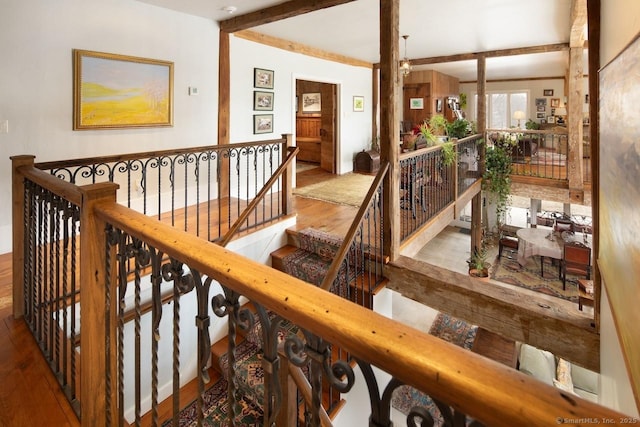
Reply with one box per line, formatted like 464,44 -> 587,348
137,0 -> 583,81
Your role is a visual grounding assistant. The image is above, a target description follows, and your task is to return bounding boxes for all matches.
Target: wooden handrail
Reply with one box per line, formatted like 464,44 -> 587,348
33,137 -> 288,170
288,365 -> 332,427
320,161 -> 389,291
18,163 -> 86,206
217,146 -> 299,247
92,200 -> 628,427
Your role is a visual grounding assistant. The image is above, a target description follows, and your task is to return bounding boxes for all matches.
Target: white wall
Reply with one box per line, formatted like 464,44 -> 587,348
229,36 -> 373,173
0,0 -> 219,254
599,0 -> 640,417
0,0 -> 374,255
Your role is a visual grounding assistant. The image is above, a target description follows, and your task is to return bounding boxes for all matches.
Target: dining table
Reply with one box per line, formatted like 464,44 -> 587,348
517,227 -> 592,276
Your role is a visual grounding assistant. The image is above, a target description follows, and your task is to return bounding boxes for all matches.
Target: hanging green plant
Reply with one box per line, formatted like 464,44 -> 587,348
440,141 -> 456,167
429,114 -> 448,137
482,140 -> 513,226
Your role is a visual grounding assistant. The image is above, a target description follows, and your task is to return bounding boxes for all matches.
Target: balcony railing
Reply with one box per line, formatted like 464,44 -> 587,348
35,136 -> 294,242
12,151 -> 629,426
399,134 -> 483,241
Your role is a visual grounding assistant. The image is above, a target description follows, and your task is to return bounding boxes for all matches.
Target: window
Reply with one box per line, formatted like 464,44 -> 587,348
472,91 -> 529,129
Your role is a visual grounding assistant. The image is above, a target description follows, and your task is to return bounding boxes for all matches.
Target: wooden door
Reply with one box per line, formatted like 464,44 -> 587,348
320,83 -> 336,173
403,83 -> 431,129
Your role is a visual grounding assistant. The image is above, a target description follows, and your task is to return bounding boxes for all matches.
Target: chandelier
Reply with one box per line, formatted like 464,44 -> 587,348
400,35 -> 412,76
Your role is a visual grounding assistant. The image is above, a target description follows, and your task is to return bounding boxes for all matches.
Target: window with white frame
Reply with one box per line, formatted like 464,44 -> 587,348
472,91 -> 529,129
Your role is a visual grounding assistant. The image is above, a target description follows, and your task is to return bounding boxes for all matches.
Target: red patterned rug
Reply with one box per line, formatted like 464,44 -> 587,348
391,313 -> 478,424
490,255 -> 578,302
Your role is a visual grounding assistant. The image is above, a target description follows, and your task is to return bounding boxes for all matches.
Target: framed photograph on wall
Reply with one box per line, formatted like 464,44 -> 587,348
353,96 -> 364,112
254,114 -> 273,134
436,98 -> 443,113
410,98 -> 424,109
543,89 -> 554,96
551,98 -> 560,108
302,93 -> 321,112
547,116 -> 556,124
254,91 -> 274,111
535,98 -> 547,107
73,49 -> 173,130
254,68 -> 274,89
536,112 -> 545,118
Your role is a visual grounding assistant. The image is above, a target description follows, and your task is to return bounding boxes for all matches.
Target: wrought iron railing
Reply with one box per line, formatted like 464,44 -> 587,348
12,155 -> 627,427
35,136 -> 294,242
486,129 -> 570,181
399,136 -> 483,241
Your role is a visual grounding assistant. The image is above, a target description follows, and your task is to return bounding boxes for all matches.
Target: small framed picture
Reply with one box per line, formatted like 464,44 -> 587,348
537,105 -> 546,112
253,114 -> 273,134
543,89 -> 554,96
436,98 -> 443,113
302,92 -> 321,112
254,91 -> 273,111
353,96 -> 364,112
535,98 -> 547,107
536,112 -> 545,118
550,98 -> 560,108
410,98 -> 424,110
547,116 -> 556,124
254,68 -> 274,89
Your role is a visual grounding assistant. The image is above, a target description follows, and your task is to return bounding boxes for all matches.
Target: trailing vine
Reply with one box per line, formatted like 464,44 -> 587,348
482,134 -> 516,227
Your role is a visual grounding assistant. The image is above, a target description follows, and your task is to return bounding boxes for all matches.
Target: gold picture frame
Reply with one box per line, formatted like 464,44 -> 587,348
73,49 -> 173,130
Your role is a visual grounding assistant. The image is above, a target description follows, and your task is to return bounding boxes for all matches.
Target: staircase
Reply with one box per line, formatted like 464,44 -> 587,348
209,227 -> 388,423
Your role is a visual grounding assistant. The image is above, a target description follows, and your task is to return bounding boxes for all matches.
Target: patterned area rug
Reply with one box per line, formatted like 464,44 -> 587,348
391,313 -> 478,424
161,376 -> 262,427
293,173 -> 374,206
491,255 -> 578,302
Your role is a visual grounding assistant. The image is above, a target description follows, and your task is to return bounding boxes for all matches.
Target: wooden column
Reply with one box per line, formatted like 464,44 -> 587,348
79,182 -> 119,425
471,56 -> 487,253
586,0 -> 600,330
379,0 -> 400,262
11,155 -> 35,319
218,30 -> 231,202
372,66 -> 380,143
567,46 -> 585,201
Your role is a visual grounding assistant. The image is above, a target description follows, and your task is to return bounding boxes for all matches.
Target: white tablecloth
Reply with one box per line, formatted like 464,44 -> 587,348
517,228 -> 563,266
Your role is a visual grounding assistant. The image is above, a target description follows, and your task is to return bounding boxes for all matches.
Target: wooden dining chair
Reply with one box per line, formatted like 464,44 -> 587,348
554,218 -> 575,234
560,241 -> 591,290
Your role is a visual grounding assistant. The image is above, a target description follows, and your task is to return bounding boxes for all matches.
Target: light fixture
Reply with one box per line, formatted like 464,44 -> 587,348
555,107 -> 567,124
513,110 -> 526,128
400,35 -> 412,77
221,5 -> 237,14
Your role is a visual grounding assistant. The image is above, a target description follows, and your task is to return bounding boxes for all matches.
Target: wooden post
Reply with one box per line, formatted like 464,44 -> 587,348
79,182 -> 119,425
11,155 -> 36,319
472,56 -> 487,253
372,66 -> 380,143
567,45 -> 585,200
283,133 -> 294,215
380,0 -> 400,262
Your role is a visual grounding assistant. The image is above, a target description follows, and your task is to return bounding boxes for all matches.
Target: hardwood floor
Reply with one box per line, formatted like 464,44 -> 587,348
0,165 -> 357,427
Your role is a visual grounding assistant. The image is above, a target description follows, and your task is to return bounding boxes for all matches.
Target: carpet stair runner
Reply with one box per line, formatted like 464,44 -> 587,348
271,227 -> 387,308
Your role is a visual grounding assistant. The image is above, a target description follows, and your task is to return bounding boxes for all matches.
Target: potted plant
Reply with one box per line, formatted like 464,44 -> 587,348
468,246 -> 490,278
419,121 -> 437,147
429,114 -> 449,141
446,119 -> 470,140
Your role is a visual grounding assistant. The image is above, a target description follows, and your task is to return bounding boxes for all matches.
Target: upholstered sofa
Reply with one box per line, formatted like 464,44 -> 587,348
517,343 -> 599,402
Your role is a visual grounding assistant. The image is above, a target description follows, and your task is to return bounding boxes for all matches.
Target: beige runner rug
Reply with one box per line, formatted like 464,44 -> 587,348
293,173 -> 374,206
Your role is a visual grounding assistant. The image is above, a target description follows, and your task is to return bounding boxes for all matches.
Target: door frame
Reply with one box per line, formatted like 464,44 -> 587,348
292,74 -> 341,175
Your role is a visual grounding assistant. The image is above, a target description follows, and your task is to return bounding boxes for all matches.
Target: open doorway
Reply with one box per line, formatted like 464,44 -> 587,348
295,80 -> 337,176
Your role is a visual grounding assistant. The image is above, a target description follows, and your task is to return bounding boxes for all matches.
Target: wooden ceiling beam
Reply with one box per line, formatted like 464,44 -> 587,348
219,0 -> 356,33
404,43 -> 570,67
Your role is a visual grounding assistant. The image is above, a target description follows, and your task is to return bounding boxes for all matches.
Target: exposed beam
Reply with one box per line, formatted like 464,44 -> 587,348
235,30 -> 372,68
376,43 -> 570,68
570,0 -> 588,48
386,257 -> 600,372
219,0 -> 356,33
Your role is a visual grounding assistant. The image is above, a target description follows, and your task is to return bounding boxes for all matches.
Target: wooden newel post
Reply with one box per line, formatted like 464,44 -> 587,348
79,182 -> 119,425
11,155 -> 36,319
283,133 -> 294,216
